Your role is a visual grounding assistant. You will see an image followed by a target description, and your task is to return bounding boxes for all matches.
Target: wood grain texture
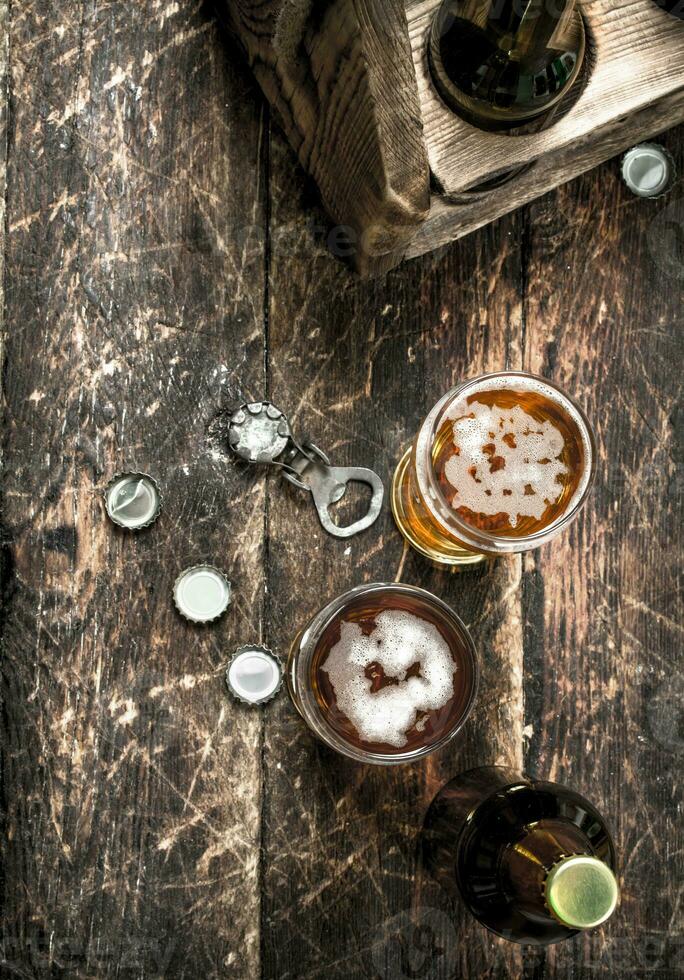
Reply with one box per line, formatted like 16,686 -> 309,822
1,2 -> 267,975
519,130 -> 684,979
0,1 -> 682,977
222,0 -> 430,274
261,125 -> 526,980
223,0 -> 684,272
406,87 -> 684,261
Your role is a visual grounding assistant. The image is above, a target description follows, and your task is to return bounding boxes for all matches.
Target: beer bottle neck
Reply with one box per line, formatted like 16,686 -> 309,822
501,822 -> 619,930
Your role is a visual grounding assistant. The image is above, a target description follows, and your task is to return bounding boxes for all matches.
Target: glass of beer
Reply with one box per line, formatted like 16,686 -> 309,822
287,583 -> 478,765
392,372 -> 596,566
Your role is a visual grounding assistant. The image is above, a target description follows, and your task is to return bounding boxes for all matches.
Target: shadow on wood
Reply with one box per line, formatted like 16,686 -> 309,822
221,0 -> 431,276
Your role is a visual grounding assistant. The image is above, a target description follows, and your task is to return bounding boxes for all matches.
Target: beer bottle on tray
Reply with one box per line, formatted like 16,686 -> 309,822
429,0 -> 586,132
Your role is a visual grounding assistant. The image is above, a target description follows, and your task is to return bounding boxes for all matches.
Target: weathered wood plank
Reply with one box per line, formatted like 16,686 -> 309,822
222,0 -> 430,275
405,91 -> 684,262
1,2 -> 266,976
2,0 -> 682,975
260,123 -> 527,979
520,128 -> 684,978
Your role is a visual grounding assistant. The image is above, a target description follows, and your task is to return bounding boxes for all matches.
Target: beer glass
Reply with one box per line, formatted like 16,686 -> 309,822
287,582 -> 478,765
392,372 -> 596,566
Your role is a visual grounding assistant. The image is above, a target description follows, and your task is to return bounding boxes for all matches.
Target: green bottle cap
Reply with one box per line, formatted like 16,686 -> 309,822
545,855 -> 619,930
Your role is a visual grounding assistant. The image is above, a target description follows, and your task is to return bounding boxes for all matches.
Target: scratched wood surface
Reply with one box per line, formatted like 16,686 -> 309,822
0,3 -> 681,980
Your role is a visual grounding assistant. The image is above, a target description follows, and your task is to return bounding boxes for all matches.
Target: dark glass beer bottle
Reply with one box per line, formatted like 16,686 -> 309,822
421,767 -> 619,945
429,0 -> 586,132
656,0 -> 684,18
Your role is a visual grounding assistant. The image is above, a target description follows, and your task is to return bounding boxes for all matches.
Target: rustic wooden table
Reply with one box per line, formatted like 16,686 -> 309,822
1,3 -> 682,979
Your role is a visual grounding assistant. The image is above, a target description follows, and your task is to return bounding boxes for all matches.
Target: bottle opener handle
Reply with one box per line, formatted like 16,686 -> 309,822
228,403 -> 385,539
282,444 -> 384,539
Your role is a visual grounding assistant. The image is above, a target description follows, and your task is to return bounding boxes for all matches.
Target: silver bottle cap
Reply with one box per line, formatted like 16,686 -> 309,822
225,645 -> 283,705
228,401 -> 291,464
173,565 -> 232,624
622,144 -> 676,199
104,472 -> 162,530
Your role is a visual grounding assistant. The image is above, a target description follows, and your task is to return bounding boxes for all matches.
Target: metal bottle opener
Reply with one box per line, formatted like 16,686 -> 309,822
228,401 -> 384,539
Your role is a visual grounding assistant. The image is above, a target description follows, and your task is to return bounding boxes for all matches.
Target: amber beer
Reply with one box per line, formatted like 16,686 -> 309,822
287,583 -> 478,764
392,372 -> 596,565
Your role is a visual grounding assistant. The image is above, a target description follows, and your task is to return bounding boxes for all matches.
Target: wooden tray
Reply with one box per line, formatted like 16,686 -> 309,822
224,0 -> 684,274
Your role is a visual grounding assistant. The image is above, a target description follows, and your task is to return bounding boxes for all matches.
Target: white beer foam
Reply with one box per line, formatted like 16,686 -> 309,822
444,398 -> 567,527
321,609 -> 455,748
